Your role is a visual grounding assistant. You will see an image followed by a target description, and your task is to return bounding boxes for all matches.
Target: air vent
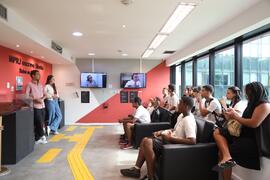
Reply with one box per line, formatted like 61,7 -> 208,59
51,41 -> 63,54
0,4 -> 7,21
163,50 -> 176,54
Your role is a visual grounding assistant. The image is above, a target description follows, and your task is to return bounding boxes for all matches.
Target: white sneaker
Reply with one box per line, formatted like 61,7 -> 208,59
35,139 -> 44,145
47,126 -> 51,136
52,131 -> 59,135
41,135 -> 47,141
35,138 -> 47,144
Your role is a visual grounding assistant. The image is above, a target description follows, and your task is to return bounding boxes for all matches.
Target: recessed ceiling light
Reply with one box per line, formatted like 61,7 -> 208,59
41,56 -> 44,59
72,32 -> 83,37
16,44 -> 20,48
88,53 -> 95,56
122,25 -> 126,28
30,51 -> 33,54
122,53 -> 128,56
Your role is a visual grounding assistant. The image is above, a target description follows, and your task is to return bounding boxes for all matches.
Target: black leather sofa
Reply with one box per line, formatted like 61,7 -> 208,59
155,118 -> 219,180
133,122 -> 171,148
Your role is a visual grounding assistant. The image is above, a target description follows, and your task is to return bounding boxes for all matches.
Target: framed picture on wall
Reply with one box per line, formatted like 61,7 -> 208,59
16,76 -> 23,91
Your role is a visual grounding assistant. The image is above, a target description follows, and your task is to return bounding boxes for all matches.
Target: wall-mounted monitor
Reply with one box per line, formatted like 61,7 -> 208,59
80,72 -> 107,88
120,73 -> 146,88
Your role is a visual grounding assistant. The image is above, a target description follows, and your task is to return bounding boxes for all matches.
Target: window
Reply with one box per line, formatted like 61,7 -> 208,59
175,65 -> 181,97
185,61 -> 193,87
197,56 -> 209,86
242,32 -> 270,96
214,47 -> 235,98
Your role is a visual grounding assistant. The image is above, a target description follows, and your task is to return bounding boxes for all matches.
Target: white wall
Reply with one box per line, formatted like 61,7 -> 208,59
53,59 -> 161,124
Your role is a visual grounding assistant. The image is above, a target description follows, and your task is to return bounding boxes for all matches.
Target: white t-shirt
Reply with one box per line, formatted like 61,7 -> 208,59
125,80 -> 141,88
172,113 -> 197,139
44,84 -> 59,100
204,98 -> 222,123
168,93 -> 179,113
193,98 -> 206,117
163,95 -> 169,106
231,100 -> 247,116
134,105 -> 151,123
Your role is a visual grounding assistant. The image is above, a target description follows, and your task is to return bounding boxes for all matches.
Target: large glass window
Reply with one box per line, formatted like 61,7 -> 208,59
214,47 -> 235,98
175,65 -> 181,97
185,61 -> 193,87
197,56 -> 209,86
242,32 -> 270,95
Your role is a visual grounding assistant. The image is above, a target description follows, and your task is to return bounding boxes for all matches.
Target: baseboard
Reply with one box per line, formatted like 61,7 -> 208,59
232,172 -> 242,180
71,123 -> 120,126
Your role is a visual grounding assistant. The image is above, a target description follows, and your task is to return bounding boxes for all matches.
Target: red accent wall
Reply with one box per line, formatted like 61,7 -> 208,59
0,45 -> 52,102
77,61 -> 170,123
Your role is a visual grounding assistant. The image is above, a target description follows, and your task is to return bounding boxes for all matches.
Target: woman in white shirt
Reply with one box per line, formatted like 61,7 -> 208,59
44,75 -> 62,135
220,86 -> 247,116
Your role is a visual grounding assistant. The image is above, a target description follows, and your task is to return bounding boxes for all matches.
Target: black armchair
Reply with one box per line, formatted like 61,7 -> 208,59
155,118 -> 219,180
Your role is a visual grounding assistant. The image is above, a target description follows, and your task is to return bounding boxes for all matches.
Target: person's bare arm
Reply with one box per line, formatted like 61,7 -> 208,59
226,103 -> 270,128
162,133 -> 196,145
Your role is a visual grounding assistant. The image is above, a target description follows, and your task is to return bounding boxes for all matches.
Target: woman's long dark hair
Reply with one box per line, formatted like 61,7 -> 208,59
243,82 -> 269,118
46,75 -> 57,95
228,86 -> 241,107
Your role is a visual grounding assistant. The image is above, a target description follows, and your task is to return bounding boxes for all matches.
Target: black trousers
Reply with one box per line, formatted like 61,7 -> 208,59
34,108 -> 45,141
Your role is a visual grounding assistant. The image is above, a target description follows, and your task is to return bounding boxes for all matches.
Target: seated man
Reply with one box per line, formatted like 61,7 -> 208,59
197,85 -> 222,123
119,97 -> 151,149
151,97 -> 171,123
120,96 -> 197,180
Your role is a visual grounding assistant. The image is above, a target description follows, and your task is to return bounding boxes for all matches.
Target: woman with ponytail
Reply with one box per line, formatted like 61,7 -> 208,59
44,75 -> 62,135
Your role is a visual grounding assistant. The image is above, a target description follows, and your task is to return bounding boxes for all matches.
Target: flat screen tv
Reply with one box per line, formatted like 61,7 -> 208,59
80,72 -> 107,88
120,73 -> 146,88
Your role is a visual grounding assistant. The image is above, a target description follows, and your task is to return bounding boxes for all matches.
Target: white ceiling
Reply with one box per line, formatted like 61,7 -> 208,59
0,0 -> 264,62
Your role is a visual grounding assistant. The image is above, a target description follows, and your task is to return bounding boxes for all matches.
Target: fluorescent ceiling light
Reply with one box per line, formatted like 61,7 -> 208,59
142,49 -> 154,58
122,53 -> 128,56
88,53 -> 95,56
149,34 -> 167,49
72,32 -> 83,37
160,3 -> 195,34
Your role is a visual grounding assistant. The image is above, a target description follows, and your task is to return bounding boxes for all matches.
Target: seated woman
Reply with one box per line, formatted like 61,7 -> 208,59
213,82 -> 270,180
219,86 -> 246,116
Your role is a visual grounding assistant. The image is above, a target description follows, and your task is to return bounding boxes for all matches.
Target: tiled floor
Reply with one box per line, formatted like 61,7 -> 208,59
1,125 -> 146,180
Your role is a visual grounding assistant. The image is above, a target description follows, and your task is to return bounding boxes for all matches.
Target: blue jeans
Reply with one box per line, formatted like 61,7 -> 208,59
46,99 -> 62,132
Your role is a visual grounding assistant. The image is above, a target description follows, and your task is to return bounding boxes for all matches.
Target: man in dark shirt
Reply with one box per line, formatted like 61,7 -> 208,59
151,97 -> 171,123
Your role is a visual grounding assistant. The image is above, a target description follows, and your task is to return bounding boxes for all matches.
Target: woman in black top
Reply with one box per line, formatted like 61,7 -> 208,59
213,82 -> 270,180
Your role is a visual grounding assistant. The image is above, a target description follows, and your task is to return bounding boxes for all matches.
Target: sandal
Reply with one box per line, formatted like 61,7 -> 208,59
218,159 -> 236,169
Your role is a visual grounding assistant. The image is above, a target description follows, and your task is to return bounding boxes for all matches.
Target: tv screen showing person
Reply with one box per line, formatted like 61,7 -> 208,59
80,73 -> 107,88
120,73 -> 146,88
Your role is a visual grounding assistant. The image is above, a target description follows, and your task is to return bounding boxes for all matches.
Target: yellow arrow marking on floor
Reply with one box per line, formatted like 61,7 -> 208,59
36,148 -> 62,163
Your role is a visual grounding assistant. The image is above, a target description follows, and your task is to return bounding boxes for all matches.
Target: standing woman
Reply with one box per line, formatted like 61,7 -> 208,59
44,75 -> 62,135
213,82 -> 270,180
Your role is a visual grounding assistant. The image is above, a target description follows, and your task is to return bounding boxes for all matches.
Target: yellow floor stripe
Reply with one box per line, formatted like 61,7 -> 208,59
49,134 -> 65,142
66,126 -> 77,132
67,127 -> 95,180
36,148 -> 62,163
